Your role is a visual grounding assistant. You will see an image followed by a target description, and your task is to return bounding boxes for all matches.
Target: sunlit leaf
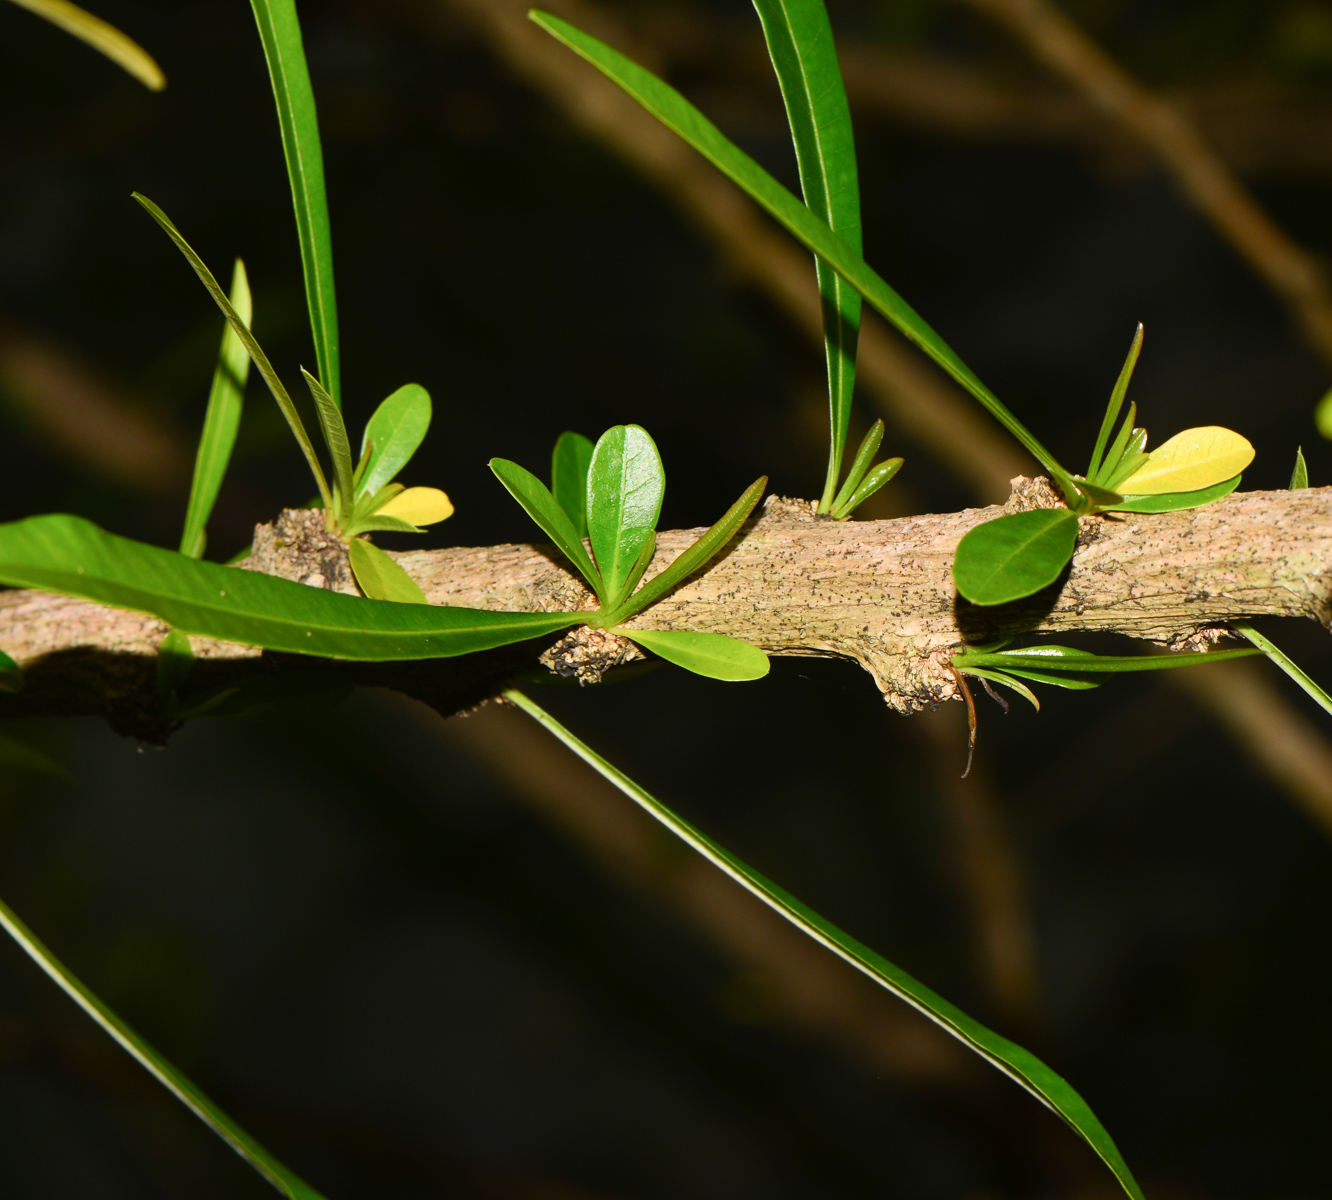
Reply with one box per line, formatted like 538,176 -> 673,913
301,368 -> 353,520
490,457 -> 604,600
828,419 -> 882,515
348,538 -> 427,604
1091,400 -> 1137,488
830,457 -> 902,519
180,258 -> 251,559
374,486 -> 454,527
956,665 -> 1041,708
610,477 -> 767,623
358,384 -> 431,497
1103,428 -> 1149,491
0,514 -> 578,659
1290,447 -> 1308,490
1117,427 -> 1254,495
1087,324 -> 1142,480
10,0 -> 165,90
249,0 -> 339,405
620,628 -> 769,680
1107,474 -> 1240,513
952,510 -> 1079,606
551,431 -> 595,538
956,644 -> 1260,674
505,687 -> 1146,1200
587,425 -> 665,608
753,0 -> 862,511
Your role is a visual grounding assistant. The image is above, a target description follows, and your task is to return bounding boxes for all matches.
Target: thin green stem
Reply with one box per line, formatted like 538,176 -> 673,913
1233,620 -> 1332,717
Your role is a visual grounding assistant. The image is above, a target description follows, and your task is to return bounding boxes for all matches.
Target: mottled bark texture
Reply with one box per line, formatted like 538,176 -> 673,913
0,482 -> 1328,735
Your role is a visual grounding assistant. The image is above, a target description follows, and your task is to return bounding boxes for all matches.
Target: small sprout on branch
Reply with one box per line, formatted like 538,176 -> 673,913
1291,446 -> 1309,490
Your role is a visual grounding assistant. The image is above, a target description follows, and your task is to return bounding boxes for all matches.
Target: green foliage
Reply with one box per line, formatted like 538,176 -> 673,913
1290,446 -> 1309,489
248,0 -> 339,405
301,368 -> 355,522
0,515 -> 578,659
1107,475 -> 1241,513
551,431 -> 594,538
0,648 -> 23,694
180,259 -> 251,559
0,892 -> 327,1198
8,0 -> 165,90
616,628 -> 769,680
587,425 -> 666,609
348,537 -> 428,604
155,629 -> 194,707
358,384 -> 432,498
752,0 -> 862,512
1233,620 -> 1332,717
953,510 -> 1080,606
490,456 -> 605,597
505,686 -> 1146,1200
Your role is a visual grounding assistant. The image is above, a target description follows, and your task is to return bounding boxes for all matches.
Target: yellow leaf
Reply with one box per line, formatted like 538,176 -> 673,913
1118,427 -> 1254,495
375,486 -> 454,526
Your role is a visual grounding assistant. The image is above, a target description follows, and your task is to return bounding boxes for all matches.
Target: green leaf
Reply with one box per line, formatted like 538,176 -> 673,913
587,425 -> 665,609
358,384 -> 431,498
620,529 -> 657,602
0,514 -> 579,660
0,648 -> 23,694
248,0 -> 340,406
133,194 -> 332,509
490,457 -> 604,600
830,457 -> 902,519
609,476 -> 767,623
0,893 -> 328,1198
1106,474 -> 1241,513
300,368 -> 354,521
752,0 -> 862,512
956,665 -> 1042,708
620,628 -> 769,680
180,259 -> 252,559
1066,478 -> 1123,511
551,430 -> 595,538
504,687 -> 1146,1200
9,0 -> 165,90
828,419 -> 882,515
956,644 -> 1260,674
156,628 -> 195,699
342,513 -> 422,538
953,510 -> 1079,606
529,11 -> 1074,496
1092,401 -> 1138,488
1233,620 -> 1332,718
996,667 -> 1100,692
1088,324 -> 1142,480
1290,446 -> 1309,490
1103,428 -> 1149,491
1317,387 -> 1332,440
348,538 -> 427,604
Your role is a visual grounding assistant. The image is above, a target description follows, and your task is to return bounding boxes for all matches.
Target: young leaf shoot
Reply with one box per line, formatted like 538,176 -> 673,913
358,384 -> 431,497
551,430 -> 595,537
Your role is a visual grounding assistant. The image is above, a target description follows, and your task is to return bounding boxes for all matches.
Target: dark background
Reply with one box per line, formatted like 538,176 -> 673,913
1,1 -> 1331,1196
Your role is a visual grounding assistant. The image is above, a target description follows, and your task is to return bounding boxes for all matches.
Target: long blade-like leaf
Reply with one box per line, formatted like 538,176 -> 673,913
9,0 -> 165,90
829,419 -> 882,515
489,458 -> 604,600
358,383 -> 431,498
0,514 -> 577,659
955,645 -> 1261,674
551,430 -> 595,538
301,368 -> 354,519
530,11 -> 1074,495
134,193 -> 332,509
0,893 -> 327,1198
249,0 -> 340,405
752,0 -> 861,510
619,628 -> 769,680
587,425 -> 665,608
1233,619 -> 1332,717
609,476 -> 767,623
504,687 -> 1146,1200
181,258 -> 252,559
1088,324 -> 1143,480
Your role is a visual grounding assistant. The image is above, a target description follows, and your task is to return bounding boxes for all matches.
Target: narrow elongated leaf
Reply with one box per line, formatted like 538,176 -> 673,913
953,510 -> 1079,606
620,628 -> 769,680
374,486 -> 453,527
1104,429 -> 1149,491
587,425 -> 665,608
0,893 -> 328,1198
348,538 -> 427,604
1088,324 -> 1142,480
1107,474 -> 1241,513
0,733 -> 68,777
619,530 -> 657,602
10,0 -> 165,90
0,514 -> 578,659
610,476 -> 767,623
1118,427 -> 1254,495
133,194 -> 332,508
991,666 -> 1098,692
1290,447 -> 1308,490
829,418 -> 882,514
1066,478 -> 1123,510
490,458 -> 604,599
831,456 -> 902,519
505,687 -> 1146,1200
301,369 -> 353,519
956,645 -> 1260,673
359,383 -> 431,497
1233,619 -> 1332,717
249,0 -> 339,405
531,12 -> 1074,495
551,431 -> 595,538
956,665 -> 1042,708
1092,401 -> 1137,488
752,0 -> 861,510
181,259 -> 251,559
343,514 -> 421,537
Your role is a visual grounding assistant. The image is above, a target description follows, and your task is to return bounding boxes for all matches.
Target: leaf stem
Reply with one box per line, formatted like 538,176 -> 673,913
1233,620 -> 1332,717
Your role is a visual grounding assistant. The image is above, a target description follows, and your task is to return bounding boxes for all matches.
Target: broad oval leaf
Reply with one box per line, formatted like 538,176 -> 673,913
359,384 -> 432,497
551,431 -> 595,538
953,510 -> 1079,606
1117,426 -> 1254,495
0,514 -> 578,660
587,425 -> 665,608
620,628 -> 769,680
1107,473 -> 1241,513
490,457 -> 604,600
375,486 -> 453,527
348,538 -> 428,604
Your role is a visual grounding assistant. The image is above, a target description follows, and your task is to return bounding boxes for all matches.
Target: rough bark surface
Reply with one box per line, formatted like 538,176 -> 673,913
0,482 -> 1328,731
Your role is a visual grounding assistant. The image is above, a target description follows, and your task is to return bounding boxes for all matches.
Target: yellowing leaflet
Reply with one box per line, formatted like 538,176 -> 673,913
1119,427 -> 1254,495
376,487 -> 454,526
